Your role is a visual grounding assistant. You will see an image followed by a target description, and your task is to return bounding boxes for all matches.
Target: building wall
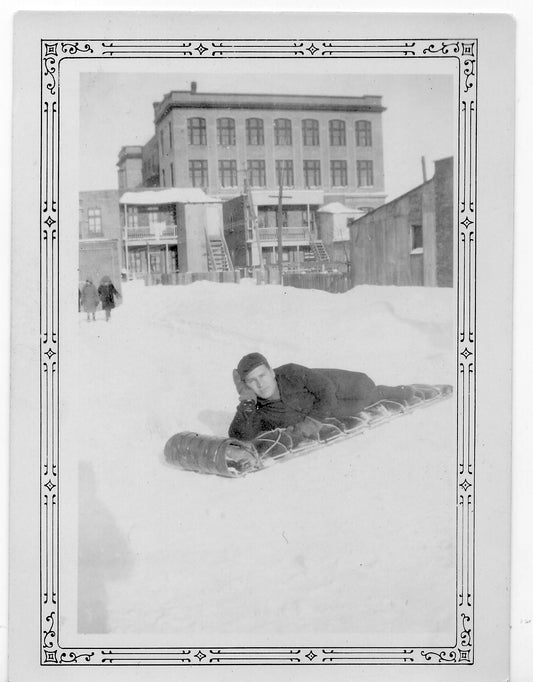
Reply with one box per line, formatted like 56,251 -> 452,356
222,196 -> 248,268
434,157 -> 454,287
176,204 -> 188,272
176,203 -> 217,272
349,182 -> 431,286
142,136 -> 160,187
79,190 -> 121,241
118,158 -> 143,190
155,102 -> 385,207
349,157 -> 453,287
117,146 -> 144,190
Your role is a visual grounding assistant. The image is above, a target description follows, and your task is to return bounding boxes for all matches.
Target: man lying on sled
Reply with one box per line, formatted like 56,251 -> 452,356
228,352 -> 420,442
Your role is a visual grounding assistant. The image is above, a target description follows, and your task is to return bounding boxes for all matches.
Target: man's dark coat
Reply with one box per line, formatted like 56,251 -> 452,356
228,363 -> 376,440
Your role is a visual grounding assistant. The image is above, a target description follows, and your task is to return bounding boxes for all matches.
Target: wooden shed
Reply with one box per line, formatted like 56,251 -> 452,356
348,157 -> 453,287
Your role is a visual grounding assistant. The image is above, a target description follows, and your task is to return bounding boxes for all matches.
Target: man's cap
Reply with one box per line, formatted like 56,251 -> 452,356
237,352 -> 270,380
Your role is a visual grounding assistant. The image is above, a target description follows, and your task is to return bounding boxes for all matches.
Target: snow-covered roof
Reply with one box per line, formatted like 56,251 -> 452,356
318,202 -> 364,214
250,189 -> 324,207
119,188 -> 220,205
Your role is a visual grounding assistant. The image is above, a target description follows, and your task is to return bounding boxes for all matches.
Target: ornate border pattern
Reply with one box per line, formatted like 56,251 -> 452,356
40,38 -> 477,666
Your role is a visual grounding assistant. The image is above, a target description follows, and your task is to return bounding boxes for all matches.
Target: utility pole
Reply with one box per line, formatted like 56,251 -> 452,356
269,169 -> 292,286
123,203 -> 130,280
243,175 -> 264,284
276,176 -> 284,286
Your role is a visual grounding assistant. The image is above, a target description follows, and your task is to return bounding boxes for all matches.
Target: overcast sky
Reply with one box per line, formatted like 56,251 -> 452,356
80,70 -> 455,202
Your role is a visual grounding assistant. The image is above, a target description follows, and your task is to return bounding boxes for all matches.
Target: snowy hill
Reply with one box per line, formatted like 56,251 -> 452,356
76,279 -> 456,647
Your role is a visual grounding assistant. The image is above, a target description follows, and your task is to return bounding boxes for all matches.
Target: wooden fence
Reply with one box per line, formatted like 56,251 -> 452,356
282,271 -> 351,293
161,271 -> 241,285
154,269 -> 350,293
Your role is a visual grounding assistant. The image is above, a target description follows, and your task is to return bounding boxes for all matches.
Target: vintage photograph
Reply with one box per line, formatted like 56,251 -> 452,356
8,12 -> 515,681
75,65 -> 457,645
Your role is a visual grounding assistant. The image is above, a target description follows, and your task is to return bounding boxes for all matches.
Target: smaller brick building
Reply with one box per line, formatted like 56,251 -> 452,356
78,189 -> 123,293
348,157 -> 453,287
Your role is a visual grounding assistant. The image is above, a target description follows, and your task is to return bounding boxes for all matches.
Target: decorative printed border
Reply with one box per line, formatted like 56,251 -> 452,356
40,38 -> 477,666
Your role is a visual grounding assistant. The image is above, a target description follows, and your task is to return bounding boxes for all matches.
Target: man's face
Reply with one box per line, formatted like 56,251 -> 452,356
244,364 -> 278,399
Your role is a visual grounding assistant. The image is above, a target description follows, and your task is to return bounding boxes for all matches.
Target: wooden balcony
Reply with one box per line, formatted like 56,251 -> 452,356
257,226 -> 310,242
123,225 -> 178,242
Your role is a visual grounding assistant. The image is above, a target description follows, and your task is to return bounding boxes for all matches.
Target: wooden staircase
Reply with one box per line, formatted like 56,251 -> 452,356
207,235 -> 234,272
310,239 -> 330,262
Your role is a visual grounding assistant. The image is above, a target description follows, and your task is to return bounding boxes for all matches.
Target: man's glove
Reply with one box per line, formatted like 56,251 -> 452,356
232,369 -> 257,403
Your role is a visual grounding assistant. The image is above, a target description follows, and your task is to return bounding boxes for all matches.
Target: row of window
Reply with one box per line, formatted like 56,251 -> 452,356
160,117 -> 373,150
180,158 -> 374,189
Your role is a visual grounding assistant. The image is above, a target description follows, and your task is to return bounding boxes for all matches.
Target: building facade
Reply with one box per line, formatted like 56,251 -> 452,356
117,146 -> 144,191
79,189 -> 121,241
119,188 -> 227,281
223,190 -> 323,271
317,202 -> 367,273
150,83 -> 387,211
141,136 -> 160,188
348,157 -> 454,287
78,189 -> 123,289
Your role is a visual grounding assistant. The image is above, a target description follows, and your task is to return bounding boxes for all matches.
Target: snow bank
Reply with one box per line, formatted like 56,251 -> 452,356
76,280 -> 457,645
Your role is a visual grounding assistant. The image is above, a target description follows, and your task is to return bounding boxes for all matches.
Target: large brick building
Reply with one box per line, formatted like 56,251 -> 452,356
82,83 -> 392,282
151,82 -> 387,210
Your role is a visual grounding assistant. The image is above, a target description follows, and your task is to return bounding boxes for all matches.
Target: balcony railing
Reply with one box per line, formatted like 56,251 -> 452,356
257,226 -> 310,242
124,225 -> 178,240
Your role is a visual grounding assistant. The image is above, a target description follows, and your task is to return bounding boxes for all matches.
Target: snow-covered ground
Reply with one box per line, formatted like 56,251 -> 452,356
76,279 -> 457,646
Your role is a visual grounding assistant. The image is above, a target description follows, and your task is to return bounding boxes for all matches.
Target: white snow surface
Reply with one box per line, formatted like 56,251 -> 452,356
77,279 -> 457,646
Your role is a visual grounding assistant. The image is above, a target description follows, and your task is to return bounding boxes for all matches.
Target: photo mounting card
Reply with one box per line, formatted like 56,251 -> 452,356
10,11 -> 514,682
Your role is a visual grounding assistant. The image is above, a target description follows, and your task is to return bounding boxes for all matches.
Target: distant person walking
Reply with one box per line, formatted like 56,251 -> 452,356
98,275 -> 120,322
80,278 -> 99,322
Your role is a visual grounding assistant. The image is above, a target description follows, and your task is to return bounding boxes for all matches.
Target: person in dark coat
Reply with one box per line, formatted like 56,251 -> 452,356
80,278 -> 99,321
98,275 -> 120,321
229,352 -> 416,441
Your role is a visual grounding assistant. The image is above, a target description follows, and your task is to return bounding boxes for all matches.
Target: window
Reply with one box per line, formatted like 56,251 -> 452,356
329,119 -> 346,146
129,250 -> 144,274
357,160 -> 374,187
189,160 -> 208,188
168,121 -> 173,149
170,162 -> 174,187
159,128 -> 164,154
148,207 -> 159,226
302,119 -> 319,146
246,118 -> 264,145
217,117 -> 236,146
303,160 -> 321,187
247,160 -> 266,187
330,160 -> 347,187
218,160 -> 238,187
87,208 -> 102,235
411,224 -> 423,251
274,118 -> 292,146
356,120 -> 372,147
275,160 -> 294,187
187,117 -> 206,145
161,168 -> 166,187
126,206 -> 138,228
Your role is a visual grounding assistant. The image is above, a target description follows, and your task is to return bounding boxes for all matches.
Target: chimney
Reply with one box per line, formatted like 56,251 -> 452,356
191,81 -> 197,94
421,156 -> 427,182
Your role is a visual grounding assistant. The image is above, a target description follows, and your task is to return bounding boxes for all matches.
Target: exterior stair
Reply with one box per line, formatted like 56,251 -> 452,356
310,239 -> 330,262
207,236 -> 233,271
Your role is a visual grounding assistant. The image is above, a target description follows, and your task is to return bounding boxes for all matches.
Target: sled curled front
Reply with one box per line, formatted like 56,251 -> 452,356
164,431 -> 261,477
163,384 -> 453,478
